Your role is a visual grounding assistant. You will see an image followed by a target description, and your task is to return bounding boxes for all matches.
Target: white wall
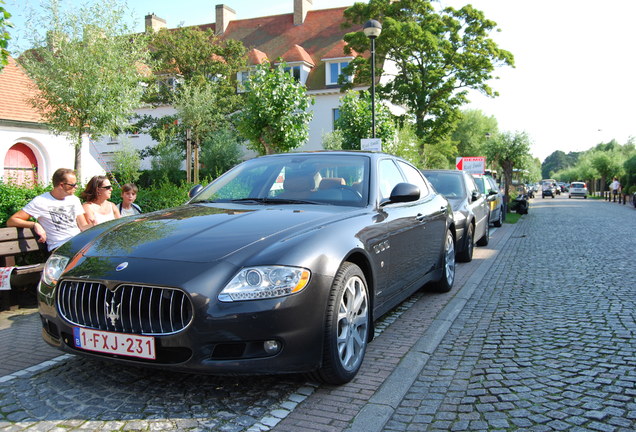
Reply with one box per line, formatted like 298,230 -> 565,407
0,124 -> 104,185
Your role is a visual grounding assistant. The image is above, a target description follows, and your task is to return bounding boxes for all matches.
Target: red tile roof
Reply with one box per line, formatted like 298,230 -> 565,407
197,7 -> 363,91
321,40 -> 359,60
0,56 -> 43,123
247,48 -> 269,65
280,44 -> 314,66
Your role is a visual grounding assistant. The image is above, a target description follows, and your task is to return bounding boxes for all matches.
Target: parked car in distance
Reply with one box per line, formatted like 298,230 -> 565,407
423,169 -> 489,262
569,181 -> 588,199
472,174 -> 505,227
38,151 -> 457,385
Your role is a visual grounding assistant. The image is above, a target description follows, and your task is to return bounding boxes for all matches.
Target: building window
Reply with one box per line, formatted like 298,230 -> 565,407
332,108 -> 340,130
327,61 -> 351,85
284,65 -> 301,82
237,70 -> 253,92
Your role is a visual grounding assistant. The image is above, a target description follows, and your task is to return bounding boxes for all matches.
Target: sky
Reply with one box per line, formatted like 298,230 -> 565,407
5,0 -> 636,162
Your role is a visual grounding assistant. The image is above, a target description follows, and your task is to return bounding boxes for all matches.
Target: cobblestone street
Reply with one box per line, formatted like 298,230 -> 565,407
382,198 -> 636,431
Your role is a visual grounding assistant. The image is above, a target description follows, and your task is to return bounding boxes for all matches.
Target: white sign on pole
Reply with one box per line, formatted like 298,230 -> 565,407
455,157 -> 486,174
361,138 -> 382,152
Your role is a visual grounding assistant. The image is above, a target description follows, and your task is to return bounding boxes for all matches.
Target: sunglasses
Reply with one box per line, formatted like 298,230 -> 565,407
64,183 -> 78,188
100,185 -> 113,190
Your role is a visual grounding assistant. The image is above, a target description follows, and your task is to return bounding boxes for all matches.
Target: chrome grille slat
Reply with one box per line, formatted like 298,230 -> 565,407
56,281 -> 193,336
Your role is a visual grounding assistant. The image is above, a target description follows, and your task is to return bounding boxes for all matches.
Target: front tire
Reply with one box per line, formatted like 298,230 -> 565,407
431,230 -> 455,293
312,262 -> 369,385
457,223 -> 474,262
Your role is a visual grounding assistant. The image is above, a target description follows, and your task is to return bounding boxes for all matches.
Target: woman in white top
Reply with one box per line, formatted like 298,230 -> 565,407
81,175 -> 121,226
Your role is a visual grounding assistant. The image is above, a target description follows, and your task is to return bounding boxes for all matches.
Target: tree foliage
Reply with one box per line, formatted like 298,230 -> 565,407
235,61 -> 314,155
452,110 -> 498,160
111,139 -> 141,185
20,0 -> 150,181
343,0 -> 514,160
484,131 -> 531,210
0,0 -> 11,70
334,90 -> 395,150
146,26 -> 245,106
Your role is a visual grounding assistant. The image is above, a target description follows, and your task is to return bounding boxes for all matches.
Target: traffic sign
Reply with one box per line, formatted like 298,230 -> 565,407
456,157 -> 486,174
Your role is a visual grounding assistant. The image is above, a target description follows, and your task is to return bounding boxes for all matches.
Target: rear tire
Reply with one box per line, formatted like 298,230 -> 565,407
493,207 -> 503,227
431,230 -> 455,293
311,262 -> 369,385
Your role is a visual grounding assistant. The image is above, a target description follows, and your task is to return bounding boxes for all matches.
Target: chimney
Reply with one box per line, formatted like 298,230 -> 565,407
215,4 -> 236,35
145,14 -> 167,33
294,0 -> 313,25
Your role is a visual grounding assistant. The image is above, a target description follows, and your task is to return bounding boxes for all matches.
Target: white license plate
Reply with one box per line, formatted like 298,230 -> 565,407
73,327 -> 156,360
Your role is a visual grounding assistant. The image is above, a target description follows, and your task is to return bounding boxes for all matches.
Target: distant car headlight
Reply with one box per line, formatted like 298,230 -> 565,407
219,266 -> 311,302
42,254 -> 70,286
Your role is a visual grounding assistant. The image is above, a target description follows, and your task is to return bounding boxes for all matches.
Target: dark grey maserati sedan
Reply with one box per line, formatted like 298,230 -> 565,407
38,152 -> 455,384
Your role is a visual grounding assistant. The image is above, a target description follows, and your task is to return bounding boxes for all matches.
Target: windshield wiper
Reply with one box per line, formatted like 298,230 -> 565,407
230,197 -> 323,205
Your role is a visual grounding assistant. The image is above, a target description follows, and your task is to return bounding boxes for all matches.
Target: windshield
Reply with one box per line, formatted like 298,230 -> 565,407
190,154 -> 369,207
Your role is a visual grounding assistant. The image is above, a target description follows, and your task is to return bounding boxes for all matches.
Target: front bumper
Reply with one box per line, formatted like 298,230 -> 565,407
38,272 -> 333,375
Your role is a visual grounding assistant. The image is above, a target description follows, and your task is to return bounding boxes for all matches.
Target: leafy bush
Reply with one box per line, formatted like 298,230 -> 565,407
126,180 -> 199,213
0,182 -> 50,226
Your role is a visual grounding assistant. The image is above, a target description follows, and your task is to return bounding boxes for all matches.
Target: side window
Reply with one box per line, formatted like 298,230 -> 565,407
397,161 -> 428,198
465,174 -> 479,195
378,159 -> 405,200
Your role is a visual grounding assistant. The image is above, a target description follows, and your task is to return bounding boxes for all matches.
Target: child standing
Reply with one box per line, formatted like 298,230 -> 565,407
118,183 -> 142,216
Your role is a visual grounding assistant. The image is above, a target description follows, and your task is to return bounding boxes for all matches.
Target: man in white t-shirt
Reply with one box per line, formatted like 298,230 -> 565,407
7,168 -> 90,251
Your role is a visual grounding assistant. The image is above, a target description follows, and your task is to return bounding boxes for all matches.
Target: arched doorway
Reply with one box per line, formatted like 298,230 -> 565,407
3,143 -> 39,186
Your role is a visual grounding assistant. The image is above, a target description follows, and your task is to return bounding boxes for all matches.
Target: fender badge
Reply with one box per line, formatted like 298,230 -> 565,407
115,262 -> 128,272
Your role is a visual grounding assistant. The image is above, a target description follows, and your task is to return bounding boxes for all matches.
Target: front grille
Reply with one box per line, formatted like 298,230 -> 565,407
57,281 -> 193,335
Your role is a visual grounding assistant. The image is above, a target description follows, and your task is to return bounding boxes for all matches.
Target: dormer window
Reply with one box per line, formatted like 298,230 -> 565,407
326,60 -> 351,86
284,65 -> 302,82
237,69 -> 254,93
157,75 -> 182,93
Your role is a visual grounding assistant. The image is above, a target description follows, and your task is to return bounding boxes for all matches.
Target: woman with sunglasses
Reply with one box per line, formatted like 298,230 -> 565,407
81,175 -> 121,226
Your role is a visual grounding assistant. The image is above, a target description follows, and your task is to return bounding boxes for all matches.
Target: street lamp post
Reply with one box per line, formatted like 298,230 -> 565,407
363,19 -> 382,138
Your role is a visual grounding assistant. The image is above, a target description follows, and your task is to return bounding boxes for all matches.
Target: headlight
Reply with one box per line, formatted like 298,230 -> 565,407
42,254 -> 70,286
219,266 -> 310,302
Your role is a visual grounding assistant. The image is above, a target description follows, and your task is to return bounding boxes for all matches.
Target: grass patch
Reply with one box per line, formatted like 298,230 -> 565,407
504,212 -> 522,224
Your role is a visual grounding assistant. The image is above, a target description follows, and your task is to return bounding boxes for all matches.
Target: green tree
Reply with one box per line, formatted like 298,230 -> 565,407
334,90 -> 395,150
111,139 -> 141,184
541,150 -> 570,178
146,26 -> 245,106
485,131 -> 531,211
199,127 -> 242,179
20,0 -> 150,181
235,61 -> 314,155
343,0 -> 514,159
173,80 -> 234,183
590,150 -> 624,191
0,0 -> 11,70
452,109 -> 498,160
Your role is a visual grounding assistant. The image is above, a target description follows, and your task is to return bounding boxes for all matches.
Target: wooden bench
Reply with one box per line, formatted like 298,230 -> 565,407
0,227 -> 49,310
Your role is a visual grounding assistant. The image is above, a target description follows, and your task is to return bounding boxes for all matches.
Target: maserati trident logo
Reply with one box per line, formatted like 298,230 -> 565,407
106,298 -> 121,327
115,262 -> 128,271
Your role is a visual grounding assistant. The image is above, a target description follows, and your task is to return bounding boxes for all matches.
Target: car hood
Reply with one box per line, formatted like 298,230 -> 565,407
73,204 -> 357,263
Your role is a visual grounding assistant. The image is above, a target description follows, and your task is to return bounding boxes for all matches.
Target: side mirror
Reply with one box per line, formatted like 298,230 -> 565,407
488,190 -> 498,196
471,190 -> 481,202
188,184 -> 203,199
387,182 -> 420,204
